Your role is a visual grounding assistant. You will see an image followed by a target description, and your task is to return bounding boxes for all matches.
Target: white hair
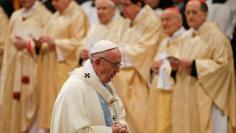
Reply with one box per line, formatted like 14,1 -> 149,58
95,0 -> 115,8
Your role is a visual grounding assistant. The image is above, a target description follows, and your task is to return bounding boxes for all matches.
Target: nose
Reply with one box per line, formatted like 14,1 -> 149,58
162,20 -> 168,27
188,13 -> 194,20
97,9 -> 102,14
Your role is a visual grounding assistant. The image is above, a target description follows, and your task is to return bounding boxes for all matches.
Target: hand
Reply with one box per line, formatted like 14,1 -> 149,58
112,122 -> 129,133
179,58 -> 193,70
14,36 -> 27,50
38,36 -> 55,50
30,34 -> 41,48
151,60 -> 163,73
80,48 -> 89,60
169,58 -> 179,71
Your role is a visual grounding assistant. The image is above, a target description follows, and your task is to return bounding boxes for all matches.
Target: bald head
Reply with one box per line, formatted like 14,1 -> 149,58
185,0 -> 208,29
95,0 -> 116,24
165,7 -> 182,21
95,0 -> 115,7
161,7 -> 182,36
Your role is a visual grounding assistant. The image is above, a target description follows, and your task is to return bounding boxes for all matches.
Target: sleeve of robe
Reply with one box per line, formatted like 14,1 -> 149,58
54,9 -> 89,60
51,82 -> 112,133
0,7 -> 9,51
195,31 -> 236,127
0,7 -> 9,105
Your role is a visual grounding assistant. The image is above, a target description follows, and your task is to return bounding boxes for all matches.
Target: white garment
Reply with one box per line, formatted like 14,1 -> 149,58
226,0 -> 236,29
81,1 -> 98,26
156,54 -> 173,90
50,60 -> 127,133
211,105 -> 227,133
207,1 -> 235,39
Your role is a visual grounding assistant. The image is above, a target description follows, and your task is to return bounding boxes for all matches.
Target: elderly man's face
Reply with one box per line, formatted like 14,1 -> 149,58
20,0 -> 35,9
185,1 -> 207,30
96,2 -> 115,25
161,10 -> 182,36
96,48 -> 122,84
119,0 -> 141,21
52,0 -> 70,12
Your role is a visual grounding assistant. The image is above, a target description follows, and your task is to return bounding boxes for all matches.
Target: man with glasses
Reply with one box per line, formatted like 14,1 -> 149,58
51,40 -> 129,133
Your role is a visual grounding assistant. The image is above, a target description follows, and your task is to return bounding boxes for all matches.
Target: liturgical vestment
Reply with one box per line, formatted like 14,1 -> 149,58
0,7 -> 9,103
145,28 -> 185,133
172,22 -> 236,133
111,5 -> 162,133
0,1 -> 51,133
51,60 -> 128,133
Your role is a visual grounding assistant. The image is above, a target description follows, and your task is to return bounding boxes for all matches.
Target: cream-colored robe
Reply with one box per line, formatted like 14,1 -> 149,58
0,1 -> 51,133
51,60 -> 127,133
145,28 -> 185,133
37,0 -> 88,128
0,7 -> 9,103
111,5 -> 162,133
172,22 -> 236,133
0,7 -> 9,72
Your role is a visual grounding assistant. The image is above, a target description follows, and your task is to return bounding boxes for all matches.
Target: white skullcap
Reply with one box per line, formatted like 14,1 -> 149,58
90,40 -> 118,54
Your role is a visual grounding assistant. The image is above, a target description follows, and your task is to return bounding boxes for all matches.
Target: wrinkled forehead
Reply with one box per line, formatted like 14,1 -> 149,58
162,11 -> 181,22
105,48 -> 122,60
186,0 -> 201,10
96,0 -> 115,8
162,10 -> 177,17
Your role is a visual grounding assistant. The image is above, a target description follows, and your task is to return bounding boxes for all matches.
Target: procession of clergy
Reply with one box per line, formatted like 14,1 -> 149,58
0,0 -> 236,132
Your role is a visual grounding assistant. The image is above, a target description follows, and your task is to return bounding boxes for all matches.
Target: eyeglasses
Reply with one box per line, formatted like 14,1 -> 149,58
99,56 -> 122,69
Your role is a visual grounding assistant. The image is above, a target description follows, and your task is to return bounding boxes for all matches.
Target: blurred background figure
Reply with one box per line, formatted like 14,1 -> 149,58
0,0 -> 51,132
36,0 -> 88,132
0,6 -> 9,75
0,6 -> 9,106
145,7 -> 185,133
172,0 -> 236,133
111,0 -> 162,132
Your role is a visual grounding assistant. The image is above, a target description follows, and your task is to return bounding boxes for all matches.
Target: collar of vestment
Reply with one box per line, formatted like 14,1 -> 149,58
59,0 -> 77,15
21,1 -> 39,18
191,21 -> 218,37
72,60 -> 119,104
168,27 -> 186,41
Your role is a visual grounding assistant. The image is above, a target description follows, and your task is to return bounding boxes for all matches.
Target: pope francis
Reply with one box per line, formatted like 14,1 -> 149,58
50,40 -> 129,133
